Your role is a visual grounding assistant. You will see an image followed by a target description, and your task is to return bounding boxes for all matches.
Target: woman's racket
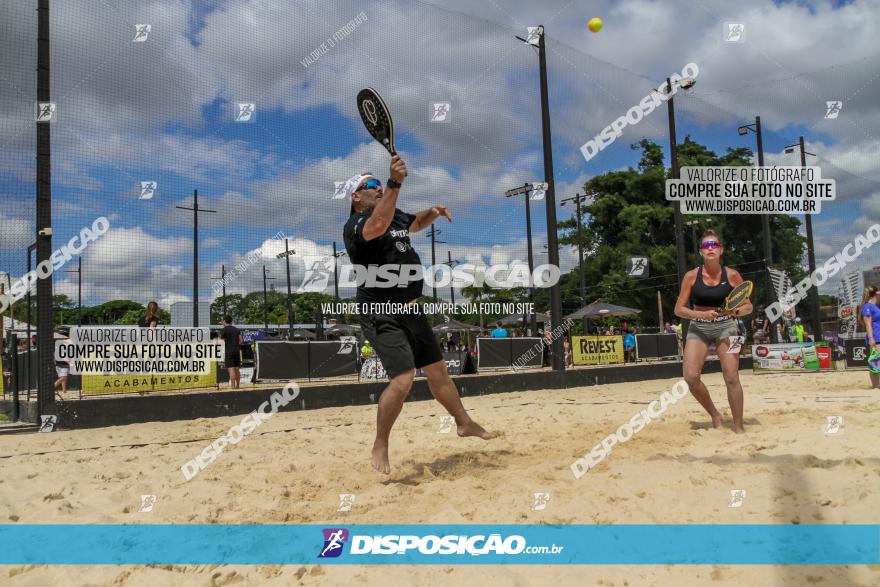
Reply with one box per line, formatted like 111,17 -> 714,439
718,280 -> 753,315
357,88 -> 396,155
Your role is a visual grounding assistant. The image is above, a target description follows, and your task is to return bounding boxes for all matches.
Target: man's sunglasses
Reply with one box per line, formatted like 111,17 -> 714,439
700,240 -> 722,250
356,178 -> 382,191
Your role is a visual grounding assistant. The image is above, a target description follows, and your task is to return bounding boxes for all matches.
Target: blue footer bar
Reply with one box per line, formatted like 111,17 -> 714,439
0,524 -> 876,564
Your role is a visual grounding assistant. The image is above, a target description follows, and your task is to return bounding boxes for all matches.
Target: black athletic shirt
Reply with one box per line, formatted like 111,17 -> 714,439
690,265 -> 734,307
220,324 -> 241,357
343,208 -> 425,303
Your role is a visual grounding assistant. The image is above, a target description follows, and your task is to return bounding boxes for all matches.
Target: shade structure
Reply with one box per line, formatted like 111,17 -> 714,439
432,319 -> 482,333
565,301 -> 641,320
497,312 -> 550,326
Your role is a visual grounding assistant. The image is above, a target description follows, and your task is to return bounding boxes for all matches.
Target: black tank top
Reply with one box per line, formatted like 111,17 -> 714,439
690,266 -> 734,307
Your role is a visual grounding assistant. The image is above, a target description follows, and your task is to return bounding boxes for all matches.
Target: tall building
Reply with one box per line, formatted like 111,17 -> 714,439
863,266 -> 880,289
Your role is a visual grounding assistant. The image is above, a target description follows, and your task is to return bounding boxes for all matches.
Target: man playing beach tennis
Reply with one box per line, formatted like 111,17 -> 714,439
342,155 -> 492,474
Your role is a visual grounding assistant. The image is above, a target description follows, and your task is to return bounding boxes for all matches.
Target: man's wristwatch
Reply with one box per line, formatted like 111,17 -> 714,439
387,178 -> 403,189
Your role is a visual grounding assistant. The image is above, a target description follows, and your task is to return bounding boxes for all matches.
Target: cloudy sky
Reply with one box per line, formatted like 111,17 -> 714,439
1,0 -> 878,313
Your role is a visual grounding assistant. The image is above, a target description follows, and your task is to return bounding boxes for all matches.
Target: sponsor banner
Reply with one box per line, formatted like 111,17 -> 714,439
0,524 -> 876,564
844,338 -> 869,368
752,343 -> 833,372
81,362 -> 217,394
572,336 -> 624,365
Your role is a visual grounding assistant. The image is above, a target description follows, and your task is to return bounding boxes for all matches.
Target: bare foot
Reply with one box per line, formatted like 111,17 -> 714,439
733,425 -> 746,434
711,414 -> 723,429
457,419 -> 494,439
371,439 -> 391,475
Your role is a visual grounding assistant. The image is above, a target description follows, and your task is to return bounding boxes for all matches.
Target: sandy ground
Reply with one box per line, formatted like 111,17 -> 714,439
1,369 -> 878,586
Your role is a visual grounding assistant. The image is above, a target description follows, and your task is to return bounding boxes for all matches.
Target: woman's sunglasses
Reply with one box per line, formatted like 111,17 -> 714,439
356,178 -> 382,191
700,240 -> 722,250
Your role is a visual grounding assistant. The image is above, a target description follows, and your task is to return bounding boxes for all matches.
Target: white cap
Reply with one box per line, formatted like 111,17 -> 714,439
344,173 -> 375,215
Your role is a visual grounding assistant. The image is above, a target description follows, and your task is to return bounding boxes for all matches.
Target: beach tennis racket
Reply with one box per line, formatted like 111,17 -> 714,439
868,347 -> 880,374
357,88 -> 396,155
718,280 -> 753,315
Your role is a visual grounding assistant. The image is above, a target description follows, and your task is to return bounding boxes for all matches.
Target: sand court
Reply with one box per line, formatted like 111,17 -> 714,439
1,369 -> 878,585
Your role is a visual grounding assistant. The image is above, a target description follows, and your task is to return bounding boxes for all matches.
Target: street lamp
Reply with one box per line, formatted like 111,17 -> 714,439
662,76 -> 696,289
738,115 -> 777,342
515,25 -> 565,371
276,239 -> 296,339
784,136 -> 821,341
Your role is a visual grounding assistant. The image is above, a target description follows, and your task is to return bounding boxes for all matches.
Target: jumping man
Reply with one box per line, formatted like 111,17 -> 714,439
342,155 -> 493,474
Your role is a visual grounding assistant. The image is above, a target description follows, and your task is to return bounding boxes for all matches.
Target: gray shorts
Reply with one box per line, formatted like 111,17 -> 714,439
686,318 -> 738,344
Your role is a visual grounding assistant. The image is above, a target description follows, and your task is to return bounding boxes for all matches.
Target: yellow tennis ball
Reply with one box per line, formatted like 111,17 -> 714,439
588,17 -> 603,33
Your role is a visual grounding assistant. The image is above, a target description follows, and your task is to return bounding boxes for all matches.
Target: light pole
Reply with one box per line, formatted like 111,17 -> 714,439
516,25 -> 564,371
785,136 -> 821,341
504,182 -> 544,336
175,189 -> 216,327
665,76 -> 693,289
276,240 -> 296,339
739,116 -> 777,342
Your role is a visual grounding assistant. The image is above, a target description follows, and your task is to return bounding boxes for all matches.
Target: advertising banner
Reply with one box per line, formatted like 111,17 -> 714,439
81,362 -> 217,395
572,336 -> 624,365
752,342 -> 834,372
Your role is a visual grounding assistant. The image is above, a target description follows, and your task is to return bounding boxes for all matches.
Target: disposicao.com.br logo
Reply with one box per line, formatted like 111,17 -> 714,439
318,528 -> 563,558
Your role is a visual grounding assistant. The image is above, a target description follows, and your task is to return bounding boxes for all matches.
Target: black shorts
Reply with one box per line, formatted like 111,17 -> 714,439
358,310 -> 444,378
225,353 -> 242,368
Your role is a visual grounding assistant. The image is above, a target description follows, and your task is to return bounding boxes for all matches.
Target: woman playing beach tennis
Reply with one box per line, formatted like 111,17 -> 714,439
674,230 -> 753,433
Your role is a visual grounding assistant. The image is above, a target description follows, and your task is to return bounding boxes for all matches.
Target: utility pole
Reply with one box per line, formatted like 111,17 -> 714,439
561,192 -> 590,334
261,265 -> 276,332
332,242 -> 346,324
504,183 -> 539,337
446,251 -> 458,304
175,190 -> 216,327
210,264 -> 227,319
62,257 -> 82,326
427,225 -> 446,302
276,241 -> 296,339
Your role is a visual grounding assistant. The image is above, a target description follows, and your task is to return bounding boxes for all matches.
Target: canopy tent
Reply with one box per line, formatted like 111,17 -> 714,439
497,312 -> 550,326
289,328 -> 317,340
432,319 -> 481,333
323,323 -> 361,336
565,301 -> 641,320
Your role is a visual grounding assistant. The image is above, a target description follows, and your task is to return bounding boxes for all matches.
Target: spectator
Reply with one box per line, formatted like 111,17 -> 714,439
361,339 -> 374,359
752,307 -> 769,344
736,317 -> 747,337
563,338 -> 573,367
491,322 -> 508,338
623,329 -> 636,362
793,317 -> 806,343
139,301 -> 160,328
53,331 -> 73,399
220,315 -> 243,389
